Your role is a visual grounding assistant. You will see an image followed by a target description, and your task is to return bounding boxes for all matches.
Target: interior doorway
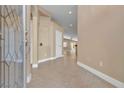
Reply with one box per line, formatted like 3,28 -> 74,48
56,30 -> 63,58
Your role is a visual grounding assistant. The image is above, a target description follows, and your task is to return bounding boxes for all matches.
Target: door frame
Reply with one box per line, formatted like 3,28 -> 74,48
55,30 -> 63,58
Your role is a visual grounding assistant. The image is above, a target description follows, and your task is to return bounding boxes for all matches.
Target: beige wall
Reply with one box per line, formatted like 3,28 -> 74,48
26,5 -> 39,82
30,6 -> 64,64
26,6 -> 64,84
78,6 -> 124,83
38,16 -> 52,60
32,6 -> 38,64
37,15 -> 64,61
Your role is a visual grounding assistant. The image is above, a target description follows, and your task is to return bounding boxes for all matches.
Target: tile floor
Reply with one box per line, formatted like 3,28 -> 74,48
27,53 -> 114,88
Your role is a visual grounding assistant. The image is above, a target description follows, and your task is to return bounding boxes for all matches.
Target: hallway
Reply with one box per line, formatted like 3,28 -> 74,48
27,54 -> 114,88
0,5 -> 124,88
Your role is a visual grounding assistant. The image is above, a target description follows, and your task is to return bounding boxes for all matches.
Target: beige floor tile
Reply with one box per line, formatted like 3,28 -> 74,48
27,53 -> 114,88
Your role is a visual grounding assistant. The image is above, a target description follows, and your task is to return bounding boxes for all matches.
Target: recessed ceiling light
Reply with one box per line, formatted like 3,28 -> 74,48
69,24 -> 73,27
68,11 -> 72,15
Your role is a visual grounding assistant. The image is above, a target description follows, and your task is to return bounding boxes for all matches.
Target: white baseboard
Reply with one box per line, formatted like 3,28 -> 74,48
38,57 -> 56,63
49,57 -> 56,60
38,55 -> 64,64
55,55 -> 64,59
27,73 -> 31,83
77,61 -> 124,88
32,64 -> 38,68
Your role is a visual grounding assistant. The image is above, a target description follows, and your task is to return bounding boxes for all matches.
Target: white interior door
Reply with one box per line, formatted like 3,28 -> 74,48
56,30 -> 62,58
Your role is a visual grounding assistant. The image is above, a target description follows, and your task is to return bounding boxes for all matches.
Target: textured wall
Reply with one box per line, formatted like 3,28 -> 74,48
78,6 -> 124,83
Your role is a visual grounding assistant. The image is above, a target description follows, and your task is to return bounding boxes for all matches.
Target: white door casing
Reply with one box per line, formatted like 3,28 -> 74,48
56,30 -> 62,58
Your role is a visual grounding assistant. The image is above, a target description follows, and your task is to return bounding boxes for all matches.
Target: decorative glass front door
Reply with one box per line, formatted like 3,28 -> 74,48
0,5 -> 24,88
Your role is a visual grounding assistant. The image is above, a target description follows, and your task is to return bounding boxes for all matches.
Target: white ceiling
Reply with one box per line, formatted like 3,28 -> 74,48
41,5 -> 77,40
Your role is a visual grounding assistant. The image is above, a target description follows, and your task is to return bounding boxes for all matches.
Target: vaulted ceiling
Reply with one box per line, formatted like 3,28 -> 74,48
41,5 -> 77,40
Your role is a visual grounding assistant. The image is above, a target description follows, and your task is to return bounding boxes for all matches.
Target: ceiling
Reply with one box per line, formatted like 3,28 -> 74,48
41,5 -> 77,40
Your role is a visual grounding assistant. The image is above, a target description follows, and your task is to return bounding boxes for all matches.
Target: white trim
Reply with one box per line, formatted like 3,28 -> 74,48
55,55 -> 64,59
56,30 -> 63,58
49,57 -> 56,60
26,73 -> 31,83
32,64 -> 38,68
30,20 -> 33,64
38,57 -> 56,63
38,55 -> 64,64
23,5 -> 26,88
64,35 -> 78,42
77,61 -> 124,88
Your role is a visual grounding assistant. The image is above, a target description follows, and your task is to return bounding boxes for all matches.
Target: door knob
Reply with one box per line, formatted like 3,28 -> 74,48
40,43 -> 43,46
